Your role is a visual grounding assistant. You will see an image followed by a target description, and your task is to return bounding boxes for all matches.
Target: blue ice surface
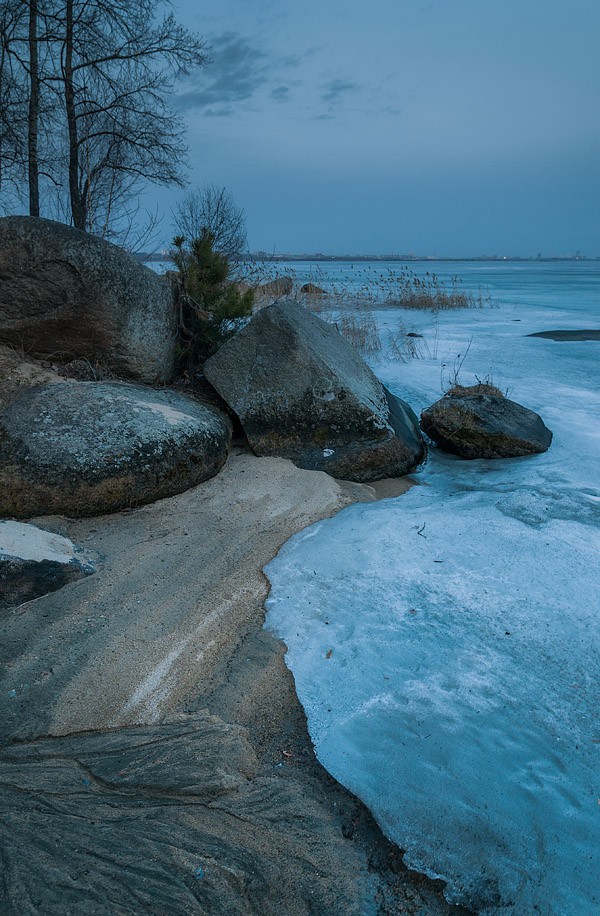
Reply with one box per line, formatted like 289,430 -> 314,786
265,261 -> 600,914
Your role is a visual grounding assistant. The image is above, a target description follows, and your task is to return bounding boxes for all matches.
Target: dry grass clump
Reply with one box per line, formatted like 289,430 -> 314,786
239,260 -> 490,359
331,308 -> 382,355
244,261 -> 491,314
445,382 -> 505,398
383,269 -> 490,310
0,343 -> 61,409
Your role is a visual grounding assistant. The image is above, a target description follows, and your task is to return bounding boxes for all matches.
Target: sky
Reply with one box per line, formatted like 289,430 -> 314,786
151,0 -> 600,256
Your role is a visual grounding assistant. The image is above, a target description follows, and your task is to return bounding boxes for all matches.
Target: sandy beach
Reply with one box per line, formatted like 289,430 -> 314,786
0,449 -> 463,914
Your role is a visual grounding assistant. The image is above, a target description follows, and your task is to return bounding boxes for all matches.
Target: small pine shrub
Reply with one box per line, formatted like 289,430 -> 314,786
172,230 -> 254,369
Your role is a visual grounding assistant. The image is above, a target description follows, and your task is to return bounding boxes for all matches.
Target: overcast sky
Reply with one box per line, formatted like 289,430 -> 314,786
153,0 -> 600,256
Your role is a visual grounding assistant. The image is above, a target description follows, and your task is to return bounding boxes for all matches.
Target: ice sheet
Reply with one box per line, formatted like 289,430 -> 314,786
265,265 -> 600,913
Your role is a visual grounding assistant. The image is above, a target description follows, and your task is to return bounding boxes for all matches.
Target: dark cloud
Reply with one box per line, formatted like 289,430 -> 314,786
381,105 -> 403,116
320,79 -> 361,104
280,47 -> 321,68
203,108 -> 235,118
271,86 -> 290,102
177,32 -> 269,111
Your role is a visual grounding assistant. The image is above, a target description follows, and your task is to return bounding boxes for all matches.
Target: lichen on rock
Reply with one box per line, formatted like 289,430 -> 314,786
0,380 -> 232,517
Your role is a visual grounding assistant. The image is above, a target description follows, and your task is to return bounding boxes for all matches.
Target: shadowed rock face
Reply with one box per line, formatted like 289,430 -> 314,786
204,299 -> 426,482
0,715 -> 362,916
0,216 -> 176,382
0,521 -> 94,611
420,388 -> 552,459
0,381 -> 232,517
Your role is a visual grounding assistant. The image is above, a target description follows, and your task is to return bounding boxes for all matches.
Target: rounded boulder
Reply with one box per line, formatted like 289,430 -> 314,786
0,381 -> 232,518
420,386 -> 552,459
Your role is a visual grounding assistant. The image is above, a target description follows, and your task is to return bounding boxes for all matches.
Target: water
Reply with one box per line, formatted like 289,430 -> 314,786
264,261 -> 600,914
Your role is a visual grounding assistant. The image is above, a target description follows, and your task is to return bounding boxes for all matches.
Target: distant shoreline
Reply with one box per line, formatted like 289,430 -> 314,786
140,252 -> 599,264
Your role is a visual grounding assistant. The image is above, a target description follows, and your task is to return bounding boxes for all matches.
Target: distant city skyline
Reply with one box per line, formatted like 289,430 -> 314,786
144,0 -> 600,257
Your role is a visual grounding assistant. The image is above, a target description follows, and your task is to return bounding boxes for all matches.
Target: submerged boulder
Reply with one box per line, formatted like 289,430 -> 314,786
420,384 -> 552,459
0,381 -> 231,518
0,520 -> 94,611
204,299 -> 426,482
0,216 -> 176,382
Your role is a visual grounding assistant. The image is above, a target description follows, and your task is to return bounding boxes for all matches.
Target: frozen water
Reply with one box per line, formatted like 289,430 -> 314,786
265,261 -> 600,914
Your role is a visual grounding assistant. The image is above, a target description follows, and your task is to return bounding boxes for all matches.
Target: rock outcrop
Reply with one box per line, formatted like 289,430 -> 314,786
0,216 -> 176,383
0,713 -> 364,916
0,381 -> 231,518
420,384 -> 552,459
255,275 -> 294,301
300,282 -> 326,297
1,520 -> 94,611
204,299 -> 426,481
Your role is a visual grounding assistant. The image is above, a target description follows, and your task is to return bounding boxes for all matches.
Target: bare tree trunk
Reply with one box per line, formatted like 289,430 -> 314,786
27,0 -> 39,216
64,0 -> 85,229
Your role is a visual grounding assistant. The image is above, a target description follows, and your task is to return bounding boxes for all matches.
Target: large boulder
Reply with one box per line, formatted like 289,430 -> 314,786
204,299 -> 426,482
420,384 -> 552,459
254,275 -> 294,302
0,381 -> 232,518
300,282 -> 326,298
0,216 -> 176,382
1,520 -> 94,611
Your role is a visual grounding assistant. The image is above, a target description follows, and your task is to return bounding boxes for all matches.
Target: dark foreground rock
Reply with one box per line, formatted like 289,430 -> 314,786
0,714 -> 363,916
0,216 -> 176,382
420,385 -> 552,459
0,381 -> 231,518
204,299 -> 426,481
0,520 -> 94,611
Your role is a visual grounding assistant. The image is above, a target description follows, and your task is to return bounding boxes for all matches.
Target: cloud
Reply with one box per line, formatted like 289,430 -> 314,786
320,79 -> 361,104
177,32 -> 269,111
203,108 -> 235,118
271,86 -> 290,102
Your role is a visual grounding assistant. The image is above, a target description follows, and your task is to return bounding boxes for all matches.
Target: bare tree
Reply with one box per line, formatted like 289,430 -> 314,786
0,0 -> 62,215
0,0 -> 39,209
0,15 -> 25,203
0,0 -> 207,237
53,0 -> 208,232
27,0 -> 39,215
174,183 -> 247,260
